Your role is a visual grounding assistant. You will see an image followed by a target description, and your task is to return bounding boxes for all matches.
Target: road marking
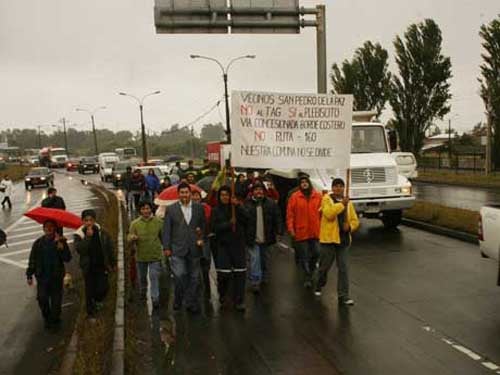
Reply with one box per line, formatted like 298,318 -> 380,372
1,239 -> 74,256
422,326 -> 500,373
0,255 -> 26,269
7,229 -> 43,240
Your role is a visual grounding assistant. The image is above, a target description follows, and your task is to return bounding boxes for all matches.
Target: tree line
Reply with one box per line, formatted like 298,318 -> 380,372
331,16 -> 500,167
0,123 -> 226,159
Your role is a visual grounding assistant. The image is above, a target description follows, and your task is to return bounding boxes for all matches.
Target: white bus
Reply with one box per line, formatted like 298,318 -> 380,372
115,147 -> 137,160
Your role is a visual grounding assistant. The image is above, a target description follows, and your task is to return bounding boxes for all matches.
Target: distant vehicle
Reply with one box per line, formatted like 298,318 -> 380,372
115,147 -> 137,160
98,152 -> 120,182
25,167 -> 54,190
391,152 -> 418,179
65,159 -> 79,172
78,156 -> 99,174
50,147 -> 69,168
111,161 -> 135,187
479,205 -> 500,258
29,156 -> 40,166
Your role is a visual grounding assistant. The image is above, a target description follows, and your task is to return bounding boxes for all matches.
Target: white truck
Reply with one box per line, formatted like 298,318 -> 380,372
98,152 -> 120,182
49,147 -> 69,168
270,113 -> 415,229
479,204 -> 500,285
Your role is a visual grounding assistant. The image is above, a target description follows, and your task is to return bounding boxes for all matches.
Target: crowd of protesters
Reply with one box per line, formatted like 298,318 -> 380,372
25,159 -> 360,330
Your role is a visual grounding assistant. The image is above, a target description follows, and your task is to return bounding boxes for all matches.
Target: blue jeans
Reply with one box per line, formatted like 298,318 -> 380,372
136,261 -> 162,303
169,255 -> 201,309
247,244 -> 269,285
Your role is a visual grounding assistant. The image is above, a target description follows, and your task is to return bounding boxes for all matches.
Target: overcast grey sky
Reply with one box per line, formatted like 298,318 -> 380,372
0,0 -> 499,136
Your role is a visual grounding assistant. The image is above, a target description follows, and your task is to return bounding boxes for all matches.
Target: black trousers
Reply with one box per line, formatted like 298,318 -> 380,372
200,257 -> 211,299
1,196 -> 11,209
37,277 -> 64,324
215,243 -> 246,304
84,270 -> 109,315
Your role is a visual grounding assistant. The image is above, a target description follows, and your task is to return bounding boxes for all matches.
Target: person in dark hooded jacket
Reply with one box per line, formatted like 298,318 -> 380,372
211,185 -> 248,311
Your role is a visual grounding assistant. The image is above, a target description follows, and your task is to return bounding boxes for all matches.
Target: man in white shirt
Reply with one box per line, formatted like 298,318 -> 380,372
0,175 -> 14,209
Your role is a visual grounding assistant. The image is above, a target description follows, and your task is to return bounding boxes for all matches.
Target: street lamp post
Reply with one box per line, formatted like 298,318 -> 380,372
118,91 -> 161,163
75,106 -> 106,155
190,54 -> 256,144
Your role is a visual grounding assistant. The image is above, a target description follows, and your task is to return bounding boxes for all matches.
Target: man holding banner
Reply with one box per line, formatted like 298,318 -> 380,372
315,178 -> 359,305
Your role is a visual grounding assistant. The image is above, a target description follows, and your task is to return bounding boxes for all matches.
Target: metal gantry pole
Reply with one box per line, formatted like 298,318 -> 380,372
316,5 -> 327,94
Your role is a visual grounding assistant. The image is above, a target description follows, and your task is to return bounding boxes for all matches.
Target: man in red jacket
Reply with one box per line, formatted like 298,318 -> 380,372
286,175 -> 322,288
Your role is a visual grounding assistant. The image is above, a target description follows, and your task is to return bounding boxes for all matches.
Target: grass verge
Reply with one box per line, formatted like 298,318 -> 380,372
72,188 -> 119,375
1,164 -> 31,182
403,200 -> 479,235
416,170 -> 500,189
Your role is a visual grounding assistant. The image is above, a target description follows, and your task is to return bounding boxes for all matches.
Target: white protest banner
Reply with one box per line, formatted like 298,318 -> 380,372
230,91 -> 353,169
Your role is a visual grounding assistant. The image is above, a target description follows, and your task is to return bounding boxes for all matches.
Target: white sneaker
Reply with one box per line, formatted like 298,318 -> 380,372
340,298 -> 354,306
314,289 -> 322,296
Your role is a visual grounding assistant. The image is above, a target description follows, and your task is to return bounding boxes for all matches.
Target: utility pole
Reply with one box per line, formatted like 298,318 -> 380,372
140,104 -> 147,162
485,99 -> 492,175
91,114 -> 99,155
61,117 -> 69,157
37,125 -> 42,149
191,126 -> 195,159
448,118 -> 452,162
223,73 -> 231,143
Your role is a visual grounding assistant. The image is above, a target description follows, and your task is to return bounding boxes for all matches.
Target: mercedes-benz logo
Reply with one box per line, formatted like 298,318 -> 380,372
363,168 -> 375,183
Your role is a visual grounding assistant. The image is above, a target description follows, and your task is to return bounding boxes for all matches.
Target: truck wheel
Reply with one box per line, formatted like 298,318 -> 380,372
381,210 -> 402,229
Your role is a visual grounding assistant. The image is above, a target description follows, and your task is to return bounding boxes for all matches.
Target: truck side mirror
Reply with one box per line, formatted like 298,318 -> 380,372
388,130 -> 398,152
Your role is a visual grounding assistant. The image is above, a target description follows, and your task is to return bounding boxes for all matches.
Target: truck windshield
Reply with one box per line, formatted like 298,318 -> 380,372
351,126 -> 388,153
51,149 -> 67,156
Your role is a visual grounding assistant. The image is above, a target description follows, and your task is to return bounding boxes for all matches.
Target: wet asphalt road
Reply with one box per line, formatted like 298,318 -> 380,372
132,220 -> 500,374
3,170 -> 500,374
413,181 -> 500,211
0,172 -> 104,375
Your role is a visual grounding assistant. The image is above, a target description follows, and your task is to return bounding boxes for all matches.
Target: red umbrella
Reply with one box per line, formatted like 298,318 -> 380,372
24,207 -> 83,229
156,184 -> 206,206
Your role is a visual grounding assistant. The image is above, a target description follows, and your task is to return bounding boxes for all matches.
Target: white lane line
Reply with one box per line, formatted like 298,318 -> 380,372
4,236 -> 75,249
423,326 -> 500,373
7,230 -> 42,240
1,239 -> 74,257
0,256 -> 26,269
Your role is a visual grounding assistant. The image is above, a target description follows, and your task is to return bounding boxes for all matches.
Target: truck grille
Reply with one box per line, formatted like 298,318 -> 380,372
352,167 -> 386,184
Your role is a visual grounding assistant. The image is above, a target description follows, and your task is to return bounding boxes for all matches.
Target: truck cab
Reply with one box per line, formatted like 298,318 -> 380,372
270,113 -> 415,229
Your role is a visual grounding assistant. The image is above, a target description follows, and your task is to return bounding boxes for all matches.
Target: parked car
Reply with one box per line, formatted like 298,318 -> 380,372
391,152 -> 418,179
479,204 -> 500,286
65,159 -> 79,172
25,167 -> 54,190
78,156 -> 99,174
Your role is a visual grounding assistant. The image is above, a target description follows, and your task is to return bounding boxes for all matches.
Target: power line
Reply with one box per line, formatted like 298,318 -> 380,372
184,98 -> 223,130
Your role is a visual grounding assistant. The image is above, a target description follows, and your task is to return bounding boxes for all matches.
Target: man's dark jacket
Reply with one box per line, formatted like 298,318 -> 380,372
26,236 -> 71,280
74,225 -> 115,273
41,196 -> 66,210
244,197 -> 283,247
162,201 -> 206,257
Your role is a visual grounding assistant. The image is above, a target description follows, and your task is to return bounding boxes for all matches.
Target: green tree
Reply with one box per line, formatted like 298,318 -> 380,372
200,123 -> 225,142
479,14 -> 500,167
390,19 -> 452,154
331,41 -> 392,117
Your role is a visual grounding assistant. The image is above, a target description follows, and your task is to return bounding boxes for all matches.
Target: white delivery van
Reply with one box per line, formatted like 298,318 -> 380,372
478,204 -> 500,285
391,152 -> 418,179
98,152 -> 120,182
